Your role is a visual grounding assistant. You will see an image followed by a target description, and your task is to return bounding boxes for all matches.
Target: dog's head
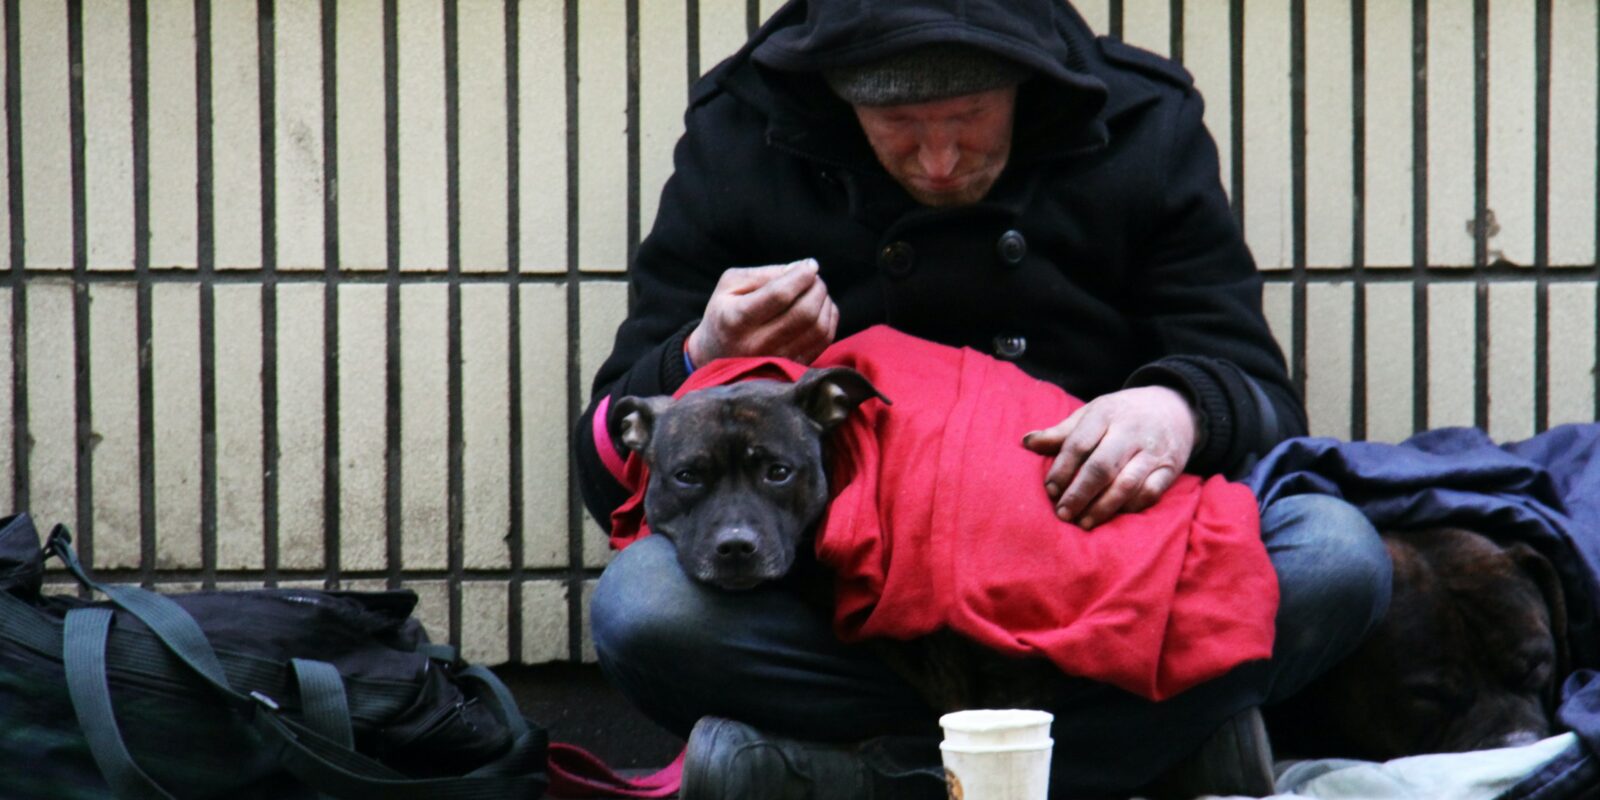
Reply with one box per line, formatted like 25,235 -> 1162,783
1280,526 -> 1569,759
611,367 -> 884,591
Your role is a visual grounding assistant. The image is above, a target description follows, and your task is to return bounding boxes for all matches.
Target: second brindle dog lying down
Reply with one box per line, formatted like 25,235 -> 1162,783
1269,526 -> 1569,760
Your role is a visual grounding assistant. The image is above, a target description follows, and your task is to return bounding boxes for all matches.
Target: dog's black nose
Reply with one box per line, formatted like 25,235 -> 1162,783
714,531 -> 758,561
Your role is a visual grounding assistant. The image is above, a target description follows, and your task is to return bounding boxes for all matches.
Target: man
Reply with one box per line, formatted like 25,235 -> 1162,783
576,1 -> 1392,797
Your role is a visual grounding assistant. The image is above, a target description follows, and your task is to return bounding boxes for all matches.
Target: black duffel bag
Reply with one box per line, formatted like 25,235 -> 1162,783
0,512 -> 548,799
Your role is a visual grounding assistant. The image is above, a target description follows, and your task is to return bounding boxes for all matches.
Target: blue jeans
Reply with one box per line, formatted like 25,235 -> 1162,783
590,493 -> 1391,795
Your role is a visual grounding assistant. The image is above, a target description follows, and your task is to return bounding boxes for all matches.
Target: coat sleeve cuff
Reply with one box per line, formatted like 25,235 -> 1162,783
659,320 -> 699,392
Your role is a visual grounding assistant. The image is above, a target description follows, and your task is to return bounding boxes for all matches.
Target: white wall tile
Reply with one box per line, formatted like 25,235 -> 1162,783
152,284 -> 202,568
1305,0 -> 1353,269
519,0 -> 569,273
400,284 -> 448,569
577,0 -> 628,273
1547,284 -> 1598,427
339,285 -> 389,571
459,0 -> 509,273
148,0 -> 198,269
275,0 -> 326,272
27,283 -> 77,530
522,579 -> 569,664
1306,283 -> 1353,439
1363,0 -> 1415,270
1243,0 -> 1292,270
462,285 -> 511,570
520,284 -> 568,569
1485,1 -> 1535,268
461,581 -> 508,664
1487,282 -> 1535,441
1550,1 -> 1598,268
212,0 -> 263,271
275,283 -> 326,570
1425,0 -> 1476,267
84,0 -> 135,271
89,284 -> 139,567
1426,283 -> 1477,429
1363,284 -> 1416,443
400,0 -> 448,271
214,285 -> 264,570
336,0 -> 387,272
20,0 -> 72,271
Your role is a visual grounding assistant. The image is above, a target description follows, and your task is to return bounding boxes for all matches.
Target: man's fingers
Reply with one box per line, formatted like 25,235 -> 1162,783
1076,456 -> 1169,530
734,261 -> 819,325
718,263 -> 795,294
1044,414 -> 1108,506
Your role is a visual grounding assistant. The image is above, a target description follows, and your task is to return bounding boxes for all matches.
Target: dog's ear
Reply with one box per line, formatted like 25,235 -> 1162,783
1507,540 -> 1571,690
791,367 -> 889,430
610,395 -> 674,454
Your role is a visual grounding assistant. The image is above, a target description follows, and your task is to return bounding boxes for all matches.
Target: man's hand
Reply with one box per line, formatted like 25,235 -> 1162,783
686,259 -> 839,366
1022,386 -> 1199,530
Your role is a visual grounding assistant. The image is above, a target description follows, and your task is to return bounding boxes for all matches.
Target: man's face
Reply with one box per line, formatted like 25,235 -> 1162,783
851,86 -> 1017,208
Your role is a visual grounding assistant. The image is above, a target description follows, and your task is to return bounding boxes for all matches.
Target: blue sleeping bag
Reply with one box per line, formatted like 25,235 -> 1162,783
1246,424 -> 1600,799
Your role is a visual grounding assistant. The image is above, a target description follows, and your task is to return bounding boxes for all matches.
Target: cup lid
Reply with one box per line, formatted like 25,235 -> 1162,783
938,709 -> 1054,733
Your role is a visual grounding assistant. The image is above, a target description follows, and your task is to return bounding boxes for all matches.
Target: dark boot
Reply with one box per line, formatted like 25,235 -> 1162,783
680,716 -> 946,800
1142,706 -> 1276,799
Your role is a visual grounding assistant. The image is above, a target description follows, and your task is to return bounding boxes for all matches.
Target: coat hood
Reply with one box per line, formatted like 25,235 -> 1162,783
751,0 -> 1108,112
707,1 -> 1161,171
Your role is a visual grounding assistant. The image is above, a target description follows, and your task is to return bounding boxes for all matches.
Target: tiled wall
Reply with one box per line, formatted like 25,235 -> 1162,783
3,0 -> 1596,665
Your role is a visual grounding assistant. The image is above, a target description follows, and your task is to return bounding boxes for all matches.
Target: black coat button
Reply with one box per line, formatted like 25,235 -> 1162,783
879,241 -> 916,277
994,334 -> 1027,360
996,230 -> 1027,267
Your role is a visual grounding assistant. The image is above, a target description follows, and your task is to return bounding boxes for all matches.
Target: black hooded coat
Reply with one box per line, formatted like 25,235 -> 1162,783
576,0 -> 1304,525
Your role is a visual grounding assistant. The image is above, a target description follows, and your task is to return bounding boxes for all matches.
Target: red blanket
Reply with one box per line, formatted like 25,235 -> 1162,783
608,326 -> 1277,700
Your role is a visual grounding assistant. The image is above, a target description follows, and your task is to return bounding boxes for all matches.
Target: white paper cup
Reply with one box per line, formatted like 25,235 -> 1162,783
939,709 -> 1054,800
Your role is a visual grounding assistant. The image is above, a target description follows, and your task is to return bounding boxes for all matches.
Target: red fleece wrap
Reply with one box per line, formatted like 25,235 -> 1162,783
608,326 -> 1278,700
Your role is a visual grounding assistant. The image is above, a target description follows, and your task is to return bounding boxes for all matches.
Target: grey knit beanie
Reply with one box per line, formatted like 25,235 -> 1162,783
823,43 -> 1031,107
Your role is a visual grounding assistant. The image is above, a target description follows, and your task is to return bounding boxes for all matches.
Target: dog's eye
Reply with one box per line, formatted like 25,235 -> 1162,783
1517,658 -> 1553,692
765,464 -> 794,484
673,469 -> 704,486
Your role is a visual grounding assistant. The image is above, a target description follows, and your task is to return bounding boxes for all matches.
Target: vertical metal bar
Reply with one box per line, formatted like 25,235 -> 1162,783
321,0 -> 341,588
196,0 -> 217,587
69,0 -> 92,569
626,0 -> 639,262
259,0 -> 280,583
1533,0 -> 1551,432
1290,0 -> 1308,400
1229,0 -> 1244,220
687,0 -> 700,88
5,0 -> 23,513
1350,0 -> 1368,440
132,0 -> 155,587
564,0 -> 584,662
383,0 -> 402,588
504,0 -> 525,662
444,0 -> 463,646
1170,0 -> 1184,64
1472,0 -> 1489,431
1411,0 -> 1430,432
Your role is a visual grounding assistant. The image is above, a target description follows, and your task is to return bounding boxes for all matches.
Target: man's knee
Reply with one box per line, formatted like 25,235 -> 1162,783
1263,494 -> 1393,647
591,535 -> 715,667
